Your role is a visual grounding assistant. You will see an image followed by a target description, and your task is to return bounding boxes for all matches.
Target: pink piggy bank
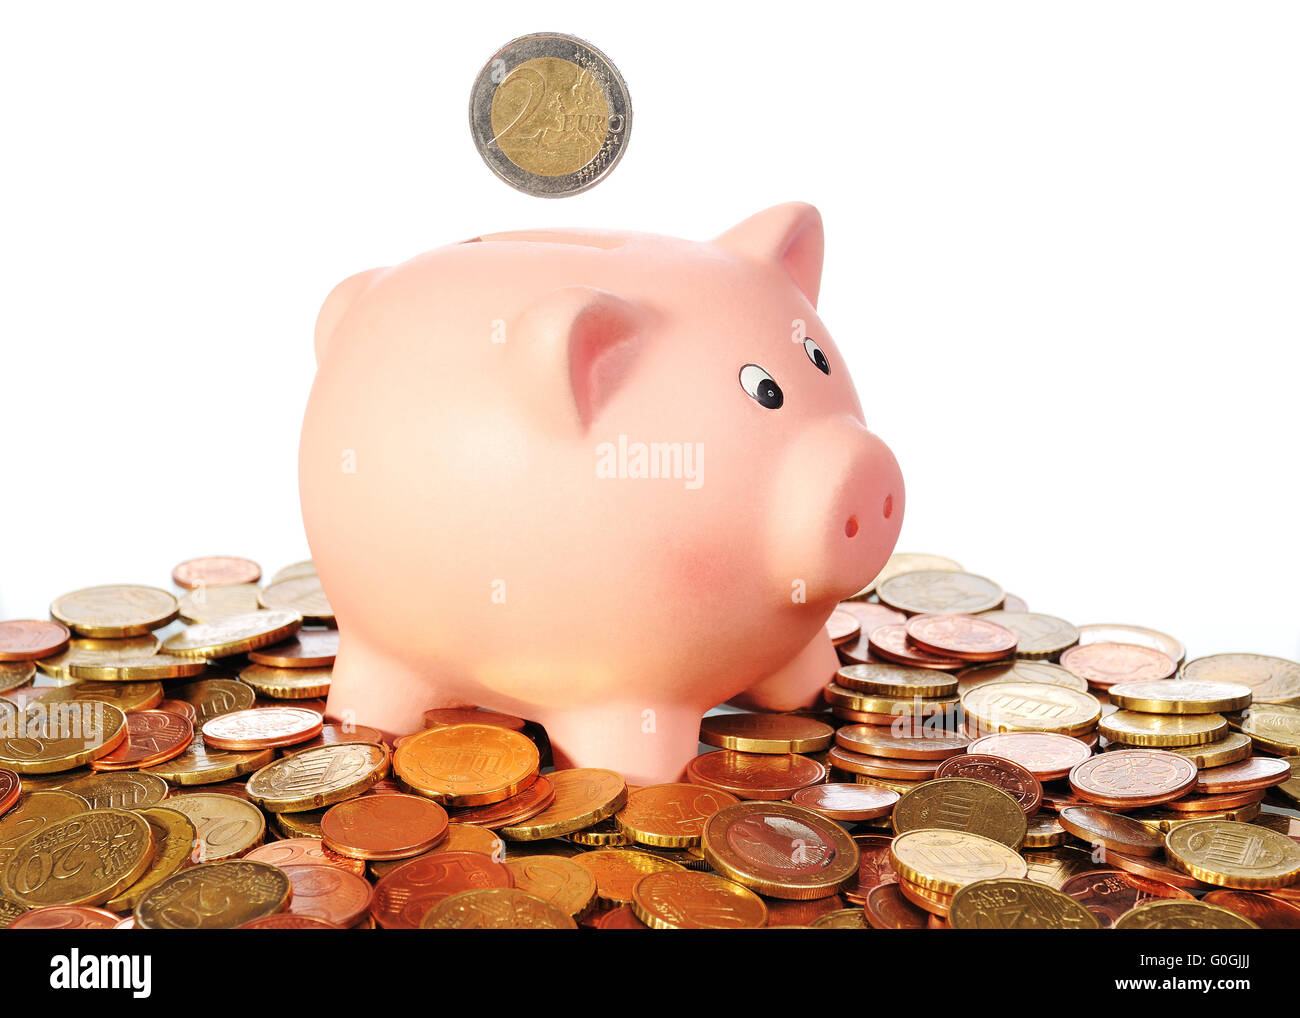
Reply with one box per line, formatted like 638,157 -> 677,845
300,203 -> 904,784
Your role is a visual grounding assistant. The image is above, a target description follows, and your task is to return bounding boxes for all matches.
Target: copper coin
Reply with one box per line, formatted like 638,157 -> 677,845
8,905 -> 121,929
834,724 -> 969,761
157,698 -> 198,723
370,851 -> 513,929
88,709 -> 193,771
868,625 -> 966,670
450,774 -> 556,830
825,609 -> 861,646
201,706 -> 323,750
1057,806 -> 1166,856
791,783 -> 899,822
0,769 -> 20,816
594,904 -> 648,929
685,750 -> 826,799
422,707 -> 527,732
243,837 -> 368,877
1068,749 -> 1198,808
614,783 -> 740,847
1060,642 -> 1176,689
1039,787 -> 1092,812
1196,755 -> 1292,795
827,746 -> 939,781
172,556 -> 262,589
836,604 -> 908,664
290,722 -> 387,754
965,731 -> 1093,782
933,754 -> 1042,815
281,863 -> 373,928
1201,889 -> 1300,929
321,793 -> 450,860
831,706 -> 905,725
238,914 -> 338,929
1161,787 -> 1267,812
765,893 -> 849,927
0,620 -> 70,662
864,882 -> 928,928
1105,849 -> 1212,892
905,614 -> 1018,662
842,834 -> 897,904
1060,869 -> 1195,927
248,629 -> 339,669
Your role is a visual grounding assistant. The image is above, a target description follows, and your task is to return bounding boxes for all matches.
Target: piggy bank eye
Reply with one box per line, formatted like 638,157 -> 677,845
804,337 -> 830,374
739,364 -> 783,409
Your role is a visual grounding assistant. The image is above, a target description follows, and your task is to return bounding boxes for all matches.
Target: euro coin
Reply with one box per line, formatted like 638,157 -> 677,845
394,724 -> 538,807
630,870 -> 767,929
135,860 -> 291,928
1165,819 -> 1300,889
247,742 -> 389,813
4,808 -> 153,907
949,877 -> 1099,929
420,887 -> 577,929
50,585 -> 178,638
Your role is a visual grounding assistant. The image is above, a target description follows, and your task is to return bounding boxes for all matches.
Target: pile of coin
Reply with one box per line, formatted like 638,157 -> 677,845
2,550 -> 1300,929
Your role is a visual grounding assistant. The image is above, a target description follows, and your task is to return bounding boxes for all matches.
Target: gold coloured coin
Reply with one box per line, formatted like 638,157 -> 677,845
0,661 -> 35,695
1167,732 -> 1254,769
892,778 -> 1027,848
0,789 -> 90,876
1273,757 -> 1300,805
68,653 -> 206,682
1108,680 -> 1253,715
835,663 -> 957,698
862,553 -> 964,597
1113,898 -> 1257,929
698,712 -> 834,754
419,887 -> 578,929
162,610 -> 302,659
957,660 -> 1088,696
135,860 -> 291,928
630,870 -> 768,929
889,829 -> 1027,896
271,560 -> 316,584
809,907 -> 870,928
949,877 -> 1100,929
503,855 -> 598,917
0,701 -> 127,773
166,678 -> 255,723
50,585 -> 179,638
975,612 -> 1080,659
178,583 -> 263,623
35,635 -> 162,680
1023,813 -> 1069,848
4,808 -> 153,907
141,734 -> 272,786
33,681 -> 162,714
105,806 -> 197,912
877,570 -> 1005,615
498,768 -> 625,840
1165,819 -> 1300,889
246,742 -> 390,813
615,783 -> 740,848
238,663 -> 332,700
1023,846 -> 1104,889
822,683 -> 958,717
1234,703 -> 1300,754
1182,653 -> 1300,705
960,681 -> 1101,737
571,848 -> 685,907
165,791 -> 266,861
58,770 -> 169,810
1099,710 -> 1228,748
258,576 -> 333,624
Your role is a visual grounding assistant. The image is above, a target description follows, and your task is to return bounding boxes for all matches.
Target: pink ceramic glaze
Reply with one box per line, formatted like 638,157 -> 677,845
300,203 -> 903,784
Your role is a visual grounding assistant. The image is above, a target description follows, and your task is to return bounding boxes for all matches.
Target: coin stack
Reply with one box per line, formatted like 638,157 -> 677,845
1,551 -> 1300,930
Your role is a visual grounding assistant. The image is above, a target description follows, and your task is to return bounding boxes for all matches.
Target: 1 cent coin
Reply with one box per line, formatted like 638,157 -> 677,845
1068,749 -> 1197,808
868,625 -> 966,670
0,621 -> 70,662
320,793 -> 449,860
201,706 -> 323,751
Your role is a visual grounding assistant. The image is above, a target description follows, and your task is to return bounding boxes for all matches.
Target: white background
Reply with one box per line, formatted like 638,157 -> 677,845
2,1 -> 1297,662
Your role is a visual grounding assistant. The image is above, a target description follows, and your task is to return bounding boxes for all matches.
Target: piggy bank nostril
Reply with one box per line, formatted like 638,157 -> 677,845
883,494 -> 894,520
845,516 -> 859,538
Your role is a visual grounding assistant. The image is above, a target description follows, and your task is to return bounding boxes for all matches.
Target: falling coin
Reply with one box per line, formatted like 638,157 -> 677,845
469,32 -> 632,197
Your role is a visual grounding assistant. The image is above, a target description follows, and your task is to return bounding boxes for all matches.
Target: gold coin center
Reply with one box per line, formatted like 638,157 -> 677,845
490,57 -> 609,177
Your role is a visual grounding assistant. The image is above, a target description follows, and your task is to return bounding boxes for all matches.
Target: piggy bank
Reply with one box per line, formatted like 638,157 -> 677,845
300,203 -> 904,784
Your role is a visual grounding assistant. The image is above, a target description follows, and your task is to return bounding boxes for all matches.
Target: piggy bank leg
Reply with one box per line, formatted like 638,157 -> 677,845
728,629 -> 839,713
324,632 -> 470,740
539,702 -> 709,787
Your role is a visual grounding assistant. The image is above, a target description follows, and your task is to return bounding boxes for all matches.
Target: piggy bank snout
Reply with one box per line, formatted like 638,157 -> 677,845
768,417 -> 904,601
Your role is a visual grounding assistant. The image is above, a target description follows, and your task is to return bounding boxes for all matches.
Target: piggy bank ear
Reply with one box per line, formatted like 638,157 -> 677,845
714,203 -> 824,307
314,268 -> 386,364
515,286 -> 647,432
